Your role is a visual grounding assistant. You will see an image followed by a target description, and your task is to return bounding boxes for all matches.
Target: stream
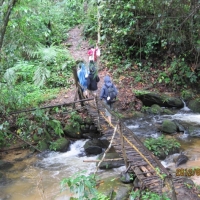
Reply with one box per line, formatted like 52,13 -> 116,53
1,104 -> 200,199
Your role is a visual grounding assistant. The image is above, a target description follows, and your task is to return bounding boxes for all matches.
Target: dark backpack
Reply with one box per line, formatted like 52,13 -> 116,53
106,85 -> 117,104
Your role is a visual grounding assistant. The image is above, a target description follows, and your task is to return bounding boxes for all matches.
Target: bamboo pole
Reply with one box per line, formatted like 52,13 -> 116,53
95,96 -> 101,131
6,98 -> 94,116
119,122 -> 128,168
94,123 -> 118,175
73,87 -> 79,109
83,158 -> 123,162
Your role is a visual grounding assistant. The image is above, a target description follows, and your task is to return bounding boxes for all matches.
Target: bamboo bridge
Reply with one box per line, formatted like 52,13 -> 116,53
73,68 -> 200,200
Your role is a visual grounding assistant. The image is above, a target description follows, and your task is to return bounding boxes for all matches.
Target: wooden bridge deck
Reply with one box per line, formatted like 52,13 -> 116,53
84,98 -> 200,200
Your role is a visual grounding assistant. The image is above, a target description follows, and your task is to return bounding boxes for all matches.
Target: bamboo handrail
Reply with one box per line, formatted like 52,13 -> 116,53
3,98 -> 94,116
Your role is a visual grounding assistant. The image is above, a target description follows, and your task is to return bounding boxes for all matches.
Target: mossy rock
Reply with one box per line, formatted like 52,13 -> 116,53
157,147 -> 180,160
162,108 -> 173,115
64,124 -> 82,138
51,137 -> 70,152
149,104 -> 163,114
161,120 -> 178,134
188,99 -> 200,113
38,141 -> 49,151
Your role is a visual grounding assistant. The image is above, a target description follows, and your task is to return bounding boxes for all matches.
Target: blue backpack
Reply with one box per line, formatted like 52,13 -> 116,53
106,85 -> 117,104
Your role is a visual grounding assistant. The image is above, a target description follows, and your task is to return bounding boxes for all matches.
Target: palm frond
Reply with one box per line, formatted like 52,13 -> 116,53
32,44 -> 71,63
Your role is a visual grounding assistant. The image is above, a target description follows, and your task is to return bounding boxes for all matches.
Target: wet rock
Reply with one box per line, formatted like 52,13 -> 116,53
188,98 -> 200,113
37,150 -> 51,159
84,139 -> 115,155
64,124 -> 82,139
0,160 -> 13,170
161,120 -> 178,134
163,108 -> 174,115
120,171 -> 134,184
85,146 -> 102,155
176,153 -> 189,167
51,137 -> 70,152
148,104 -> 163,114
135,91 -> 184,108
174,120 -> 185,132
188,126 -> 200,137
157,147 -> 179,160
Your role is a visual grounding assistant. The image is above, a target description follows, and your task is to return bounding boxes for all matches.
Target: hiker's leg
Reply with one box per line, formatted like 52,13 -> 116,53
103,100 -> 112,124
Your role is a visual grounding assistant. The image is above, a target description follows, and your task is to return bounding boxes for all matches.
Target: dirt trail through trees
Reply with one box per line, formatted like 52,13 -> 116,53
45,26 -> 139,114
45,26 -> 111,106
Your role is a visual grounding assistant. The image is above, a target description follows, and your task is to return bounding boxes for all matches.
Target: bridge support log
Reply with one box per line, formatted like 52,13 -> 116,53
119,122 -> 128,168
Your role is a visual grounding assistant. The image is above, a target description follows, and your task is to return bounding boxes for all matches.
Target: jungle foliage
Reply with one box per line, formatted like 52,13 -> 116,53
0,0 -> 85,113
85,0 -> 200,88
0,0 -> 200,147
0,0 -> 85,147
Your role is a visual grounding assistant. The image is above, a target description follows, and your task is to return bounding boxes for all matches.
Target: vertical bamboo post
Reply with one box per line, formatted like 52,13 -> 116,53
72,67 -> 84,107
95,95 -> 101,131
119,122 -> 128,168
73,87 -> 78,109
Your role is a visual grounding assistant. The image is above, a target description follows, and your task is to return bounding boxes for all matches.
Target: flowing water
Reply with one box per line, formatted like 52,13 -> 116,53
0,140 -> 125,200
125,104 -> 200,184
1,103 -> 200,199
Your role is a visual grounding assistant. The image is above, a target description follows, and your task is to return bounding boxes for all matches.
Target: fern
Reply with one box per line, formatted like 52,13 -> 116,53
3,68 -> 17,85
33,67 -> 51,87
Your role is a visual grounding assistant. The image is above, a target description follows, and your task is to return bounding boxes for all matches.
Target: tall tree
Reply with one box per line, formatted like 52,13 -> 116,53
0,0 -> 18,52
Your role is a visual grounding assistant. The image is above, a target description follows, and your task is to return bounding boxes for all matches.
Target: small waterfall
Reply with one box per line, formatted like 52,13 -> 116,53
180,99 -> 191,112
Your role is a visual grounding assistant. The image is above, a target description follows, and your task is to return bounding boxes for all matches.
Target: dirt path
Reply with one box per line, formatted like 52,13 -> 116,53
45,26 -> 112,107
44,26 -> 140,115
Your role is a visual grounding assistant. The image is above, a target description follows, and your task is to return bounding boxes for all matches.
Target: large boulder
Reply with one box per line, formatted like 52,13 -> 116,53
188,99 -> 200,113
161,120 -> 178,134
51,137 -> 70,152
136,91 -> 184,108
84,139 -> 115,155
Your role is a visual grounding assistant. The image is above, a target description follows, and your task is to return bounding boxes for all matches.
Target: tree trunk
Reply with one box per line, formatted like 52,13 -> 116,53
0,0 -> 18,52
97,0 -> 101,44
